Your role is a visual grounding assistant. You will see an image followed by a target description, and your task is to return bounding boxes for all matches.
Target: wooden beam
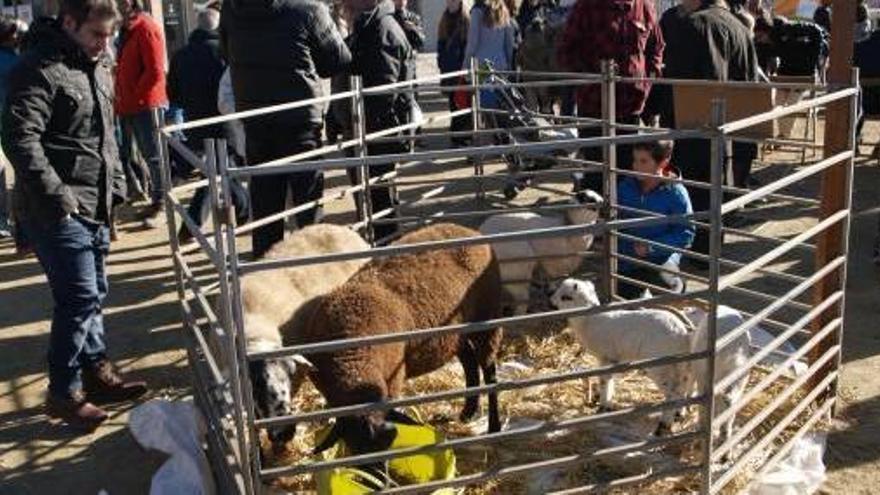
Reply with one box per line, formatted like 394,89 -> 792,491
811,0 -> 857,405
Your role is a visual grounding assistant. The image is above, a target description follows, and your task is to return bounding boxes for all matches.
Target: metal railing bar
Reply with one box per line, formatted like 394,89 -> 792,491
613,232 -> 809,285
715,289 -> 843,391
163,70 -> 468,133
719,210 -> 848,291
255,350 -> 710,429
249,289 -> 707,361
710,370 -> 837,493
713,318 -> 840,428
750,397 -> 835,482
548,464 -> 704,494
721,151 -> 852,214
369,202 -> 601,226
612,203 -> 818,253
718,256 -> 846,350
180,299 -> 227,389
611,253 -> 813,312
239,212 -> 708,276
169,195 -> 219,261
712,344 -> 840,461
226,131 -> 709,179
384,435 -> 703,495
719,87 -> 859,134
167,136 -> 206,173
561,156 -> 821,207
259,397 -> 705,479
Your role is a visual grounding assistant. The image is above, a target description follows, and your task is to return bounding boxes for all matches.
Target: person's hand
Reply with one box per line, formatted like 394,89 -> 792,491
634,243 -> 650,258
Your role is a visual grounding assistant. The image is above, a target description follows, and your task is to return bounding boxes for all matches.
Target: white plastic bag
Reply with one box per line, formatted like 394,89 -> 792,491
749,433 -> 827,495
129,399 -> 216,495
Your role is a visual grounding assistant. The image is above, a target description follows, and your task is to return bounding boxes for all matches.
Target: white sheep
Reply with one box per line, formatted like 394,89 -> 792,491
549,278 -> 698,434
479,190 -> 603,316
235,224 -> 369,448
687,304 -> 752,449
549,278 -> 752,442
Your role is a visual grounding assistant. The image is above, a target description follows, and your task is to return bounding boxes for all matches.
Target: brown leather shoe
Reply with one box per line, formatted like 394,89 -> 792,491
46,391 -> 108,432
83,360 -> 148,404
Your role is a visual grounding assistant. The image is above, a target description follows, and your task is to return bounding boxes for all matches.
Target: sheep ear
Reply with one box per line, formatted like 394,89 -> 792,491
575,189 -> 603,205
291,354 -> 316,372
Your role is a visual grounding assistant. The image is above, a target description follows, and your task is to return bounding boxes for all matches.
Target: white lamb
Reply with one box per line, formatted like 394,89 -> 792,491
233,224 -> 369,448
687,304 -> 752,448
479,190 -> 603,316
550,278 -> 752,442
549,278 -> 697,434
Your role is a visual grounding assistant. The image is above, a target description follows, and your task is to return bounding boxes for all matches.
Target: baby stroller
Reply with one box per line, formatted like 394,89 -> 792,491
481,69 -> 578,199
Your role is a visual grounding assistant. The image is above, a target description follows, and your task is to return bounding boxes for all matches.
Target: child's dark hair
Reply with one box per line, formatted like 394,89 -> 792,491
633,140 -> 674,164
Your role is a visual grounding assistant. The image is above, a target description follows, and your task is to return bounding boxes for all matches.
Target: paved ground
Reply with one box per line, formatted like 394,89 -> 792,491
1,58 -> 880,493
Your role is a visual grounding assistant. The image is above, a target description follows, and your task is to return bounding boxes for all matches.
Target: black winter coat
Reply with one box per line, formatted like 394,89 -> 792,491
350,0 -> 415,136
167,28 -> 226,144
2,19 -> 125,225
220,0 -> 351,131
756,17 -> 828,77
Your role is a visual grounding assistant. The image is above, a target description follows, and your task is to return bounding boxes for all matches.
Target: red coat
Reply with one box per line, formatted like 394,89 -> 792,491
557,0 -> 664,119
114,13 -> 168,116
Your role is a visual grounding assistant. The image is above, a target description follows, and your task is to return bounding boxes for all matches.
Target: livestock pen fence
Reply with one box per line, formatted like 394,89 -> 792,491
155,62 -> 859,494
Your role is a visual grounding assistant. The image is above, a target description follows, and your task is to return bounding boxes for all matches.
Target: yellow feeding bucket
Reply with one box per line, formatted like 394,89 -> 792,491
315,412 -> 458,494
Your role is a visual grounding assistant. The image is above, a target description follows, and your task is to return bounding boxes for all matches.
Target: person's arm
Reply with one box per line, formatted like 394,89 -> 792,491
1,63 -> 77,219
166,52 -> 181,108
436,36 -> 448,71
645,2 -> 665,77
404,10 -> 426,52
556,1 -> 586,71
647,185 -> 695,265
462,6 -> 482,69
311,3 -> 352,78
134,24 -> 167,108
504,22 -> 515,69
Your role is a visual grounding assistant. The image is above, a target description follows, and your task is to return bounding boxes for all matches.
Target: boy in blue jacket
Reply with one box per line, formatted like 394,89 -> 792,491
617,140 -> 695,299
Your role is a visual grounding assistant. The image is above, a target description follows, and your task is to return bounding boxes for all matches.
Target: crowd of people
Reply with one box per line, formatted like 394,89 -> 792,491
0,0 -> 876,430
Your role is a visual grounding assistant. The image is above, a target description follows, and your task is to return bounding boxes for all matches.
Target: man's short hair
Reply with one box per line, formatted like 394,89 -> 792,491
60,0 -> 120,27
197,8 -> 220,31
633,140 -> 675,164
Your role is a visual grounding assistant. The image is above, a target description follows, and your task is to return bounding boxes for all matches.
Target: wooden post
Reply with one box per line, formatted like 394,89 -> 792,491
811,0 -> 857,405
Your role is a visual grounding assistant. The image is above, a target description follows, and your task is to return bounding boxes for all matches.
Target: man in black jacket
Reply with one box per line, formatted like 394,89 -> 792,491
221,0 -> 351,257
349,0 -> 414,242
167,7 -> 249,243
669,0 -> 761,265
2,0 -> 147,432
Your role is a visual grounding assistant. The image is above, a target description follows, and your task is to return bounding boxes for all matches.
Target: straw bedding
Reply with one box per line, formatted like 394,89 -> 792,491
262,320 -> 827,494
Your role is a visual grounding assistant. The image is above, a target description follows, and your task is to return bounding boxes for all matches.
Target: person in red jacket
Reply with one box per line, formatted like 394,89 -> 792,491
115,0 -> 167,227
557,0 -> 664,195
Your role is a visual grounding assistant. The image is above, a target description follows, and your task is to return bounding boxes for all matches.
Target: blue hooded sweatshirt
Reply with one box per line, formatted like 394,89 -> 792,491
617,172 -> 695,272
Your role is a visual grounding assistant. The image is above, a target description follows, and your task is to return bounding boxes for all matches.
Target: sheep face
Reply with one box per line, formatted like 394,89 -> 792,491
550,278 -> 601,311
248,355 -> 314,450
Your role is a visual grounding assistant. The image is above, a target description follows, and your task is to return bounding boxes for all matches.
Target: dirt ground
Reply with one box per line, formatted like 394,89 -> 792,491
2,59 -> 880,493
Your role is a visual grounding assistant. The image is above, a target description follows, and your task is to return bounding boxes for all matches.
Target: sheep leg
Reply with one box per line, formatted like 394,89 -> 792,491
598,374 -> 615,411
458,342 -> 481,423
482,361 -> 501,433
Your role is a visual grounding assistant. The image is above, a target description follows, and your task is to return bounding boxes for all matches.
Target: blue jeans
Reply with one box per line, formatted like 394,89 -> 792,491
121,110 -> 164,204
23,215 -> 109,398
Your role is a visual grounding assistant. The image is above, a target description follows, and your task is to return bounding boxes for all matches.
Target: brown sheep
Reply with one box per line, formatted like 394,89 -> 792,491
288,223 -> 504,456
